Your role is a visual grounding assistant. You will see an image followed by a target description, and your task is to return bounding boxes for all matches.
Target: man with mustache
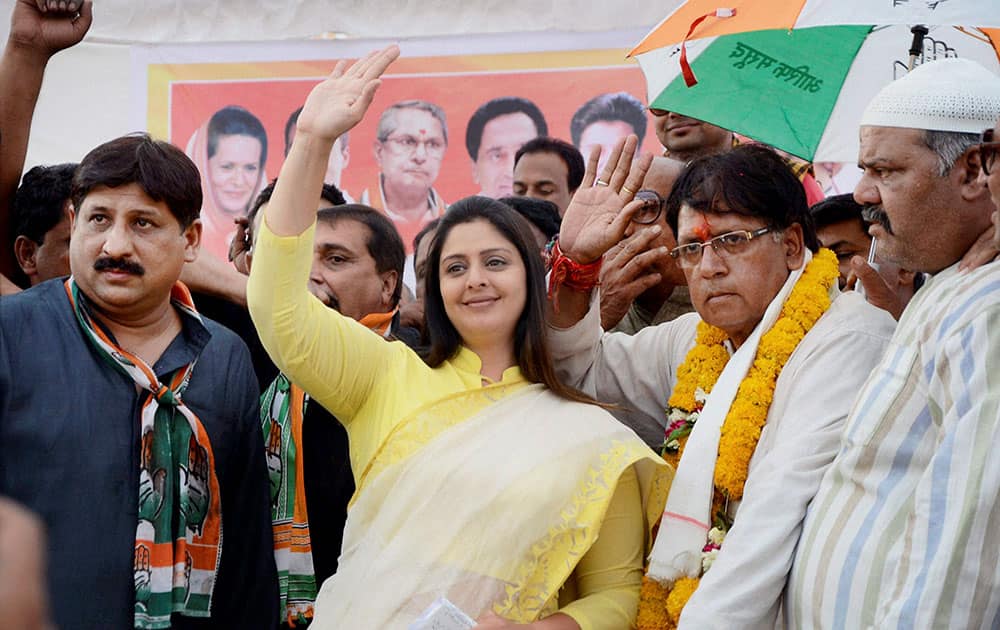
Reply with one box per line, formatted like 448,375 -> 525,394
548,138 -> 894,627
786,58 -> 1000,629
0,134 -> 278,629
809,193 -> 922,320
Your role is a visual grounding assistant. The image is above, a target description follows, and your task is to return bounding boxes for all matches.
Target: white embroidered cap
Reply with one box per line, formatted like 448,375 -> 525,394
860,58 -> 1000,133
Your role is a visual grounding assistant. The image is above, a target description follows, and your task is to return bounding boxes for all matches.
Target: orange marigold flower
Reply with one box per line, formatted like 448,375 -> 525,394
665,577 -> 701,626
638,577 -> 672,630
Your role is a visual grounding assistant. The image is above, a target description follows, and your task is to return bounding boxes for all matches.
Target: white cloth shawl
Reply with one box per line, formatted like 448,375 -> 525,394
647,250 -> 812,583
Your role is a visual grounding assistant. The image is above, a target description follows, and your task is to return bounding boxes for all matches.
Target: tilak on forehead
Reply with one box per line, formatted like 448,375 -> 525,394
692,215 -> 712,242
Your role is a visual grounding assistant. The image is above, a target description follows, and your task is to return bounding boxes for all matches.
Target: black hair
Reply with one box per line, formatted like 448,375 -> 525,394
465,97 -> 548,160
12,163 -> 77,245
246,178 -> 346,242
514,136 -> 585,193
207,105 -> 268,168
665,143 -> 820,252
72,134 -> 202,229
284,105 -> 349,157
421,196 -> 595,405
498,196 -> 561,240
569,92 -> 647,149
809,193 -> 866,231
316,204 -> 406,307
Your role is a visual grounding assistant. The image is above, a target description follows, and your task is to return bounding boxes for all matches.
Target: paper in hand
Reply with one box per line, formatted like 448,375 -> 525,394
408,597 -> 476,630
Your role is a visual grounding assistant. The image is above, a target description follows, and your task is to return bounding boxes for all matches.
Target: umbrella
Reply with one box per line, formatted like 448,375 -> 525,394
628,1 -> 1000,162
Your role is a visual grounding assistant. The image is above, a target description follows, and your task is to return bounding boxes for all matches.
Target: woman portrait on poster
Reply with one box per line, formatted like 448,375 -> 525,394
247,45 -> 671,629
187,105 -> 268,260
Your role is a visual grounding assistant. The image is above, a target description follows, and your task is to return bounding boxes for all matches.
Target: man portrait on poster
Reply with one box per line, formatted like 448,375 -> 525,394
465,96 -> 548,199
361,99 -> 448,255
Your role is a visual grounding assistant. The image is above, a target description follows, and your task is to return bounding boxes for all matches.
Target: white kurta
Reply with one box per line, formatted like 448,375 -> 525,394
787,262 -> 1000,629
547,288 -> 895,629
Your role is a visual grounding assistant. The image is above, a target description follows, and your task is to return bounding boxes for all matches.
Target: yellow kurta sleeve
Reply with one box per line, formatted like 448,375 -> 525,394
246,219 -> 421,425
558,465 -> 644,630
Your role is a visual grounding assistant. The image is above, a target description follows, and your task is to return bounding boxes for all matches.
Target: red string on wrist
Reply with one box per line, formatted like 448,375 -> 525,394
547,238 -> 602,306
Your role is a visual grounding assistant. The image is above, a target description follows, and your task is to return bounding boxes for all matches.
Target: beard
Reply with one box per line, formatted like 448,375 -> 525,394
861,205 -> 894,235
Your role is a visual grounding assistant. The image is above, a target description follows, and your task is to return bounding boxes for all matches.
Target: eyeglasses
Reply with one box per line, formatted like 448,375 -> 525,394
981,128 -> 999,176
669,227 -> 773,268
632,189 -> 665,225
381,134 -> 446,158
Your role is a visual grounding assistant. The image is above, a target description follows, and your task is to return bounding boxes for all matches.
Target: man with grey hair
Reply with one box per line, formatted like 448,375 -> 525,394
787,58 -> 1000,629
361,99 -> 447,256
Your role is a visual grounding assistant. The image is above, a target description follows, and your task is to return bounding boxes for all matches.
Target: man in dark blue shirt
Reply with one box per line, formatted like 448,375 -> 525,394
0,134 -> 277,629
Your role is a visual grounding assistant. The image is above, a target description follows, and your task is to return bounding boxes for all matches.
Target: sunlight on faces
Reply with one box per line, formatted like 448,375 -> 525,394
70,182 -> 200,319
438,219 -> 527,351
474,112 -> 539,198
579,120 -> 636,174
310,219 -> 394,320
855,126 -> 987,273
678,206 -> 802,348
207,134 -> 263,216
512,151 -> 573,216
375,108 -> 446,192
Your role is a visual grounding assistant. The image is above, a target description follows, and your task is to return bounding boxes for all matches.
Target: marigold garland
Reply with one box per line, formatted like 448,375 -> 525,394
638,248 -> 839,630
665,577 -> 700,627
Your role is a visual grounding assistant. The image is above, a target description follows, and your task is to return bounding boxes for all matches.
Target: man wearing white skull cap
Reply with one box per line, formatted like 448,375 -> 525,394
786,57 -> 1000,629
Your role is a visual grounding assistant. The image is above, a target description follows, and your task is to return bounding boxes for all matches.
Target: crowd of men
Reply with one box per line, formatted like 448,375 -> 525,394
2,2 -> 1000,629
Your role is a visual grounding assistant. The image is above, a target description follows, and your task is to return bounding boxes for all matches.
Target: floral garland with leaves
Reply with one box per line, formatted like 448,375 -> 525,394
637,248 -> 839,630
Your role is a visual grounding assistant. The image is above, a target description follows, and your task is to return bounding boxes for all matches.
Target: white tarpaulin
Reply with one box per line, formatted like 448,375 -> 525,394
0,0 -> 680,167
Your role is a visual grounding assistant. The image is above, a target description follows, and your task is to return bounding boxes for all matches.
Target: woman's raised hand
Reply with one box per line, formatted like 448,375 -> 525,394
557,135 -> 653,264
295,45 -> 401,143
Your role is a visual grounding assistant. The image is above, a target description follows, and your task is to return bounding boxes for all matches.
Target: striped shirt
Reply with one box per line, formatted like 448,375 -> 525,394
787,261 -> 1000,629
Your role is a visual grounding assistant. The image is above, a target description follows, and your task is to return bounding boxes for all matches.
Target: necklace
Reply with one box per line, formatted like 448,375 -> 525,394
638,248 -> 839,630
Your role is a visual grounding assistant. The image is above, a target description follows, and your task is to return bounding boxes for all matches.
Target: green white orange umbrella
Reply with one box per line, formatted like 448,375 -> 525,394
629,1 -> 1000,162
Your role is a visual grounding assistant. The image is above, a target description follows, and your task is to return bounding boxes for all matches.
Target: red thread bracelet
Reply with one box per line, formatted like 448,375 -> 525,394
547,238 -> 602,304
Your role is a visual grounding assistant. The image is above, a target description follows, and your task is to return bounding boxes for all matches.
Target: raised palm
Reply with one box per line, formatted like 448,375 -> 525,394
558,135 -> 653,263
295,45 -> 400,143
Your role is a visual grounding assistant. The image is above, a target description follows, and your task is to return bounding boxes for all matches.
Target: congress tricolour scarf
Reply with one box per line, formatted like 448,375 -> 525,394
65,278 -> 222,629
262,308 -> 397,626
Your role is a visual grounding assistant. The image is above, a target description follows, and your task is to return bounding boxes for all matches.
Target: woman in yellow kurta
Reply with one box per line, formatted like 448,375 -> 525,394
247,46 -> 670,630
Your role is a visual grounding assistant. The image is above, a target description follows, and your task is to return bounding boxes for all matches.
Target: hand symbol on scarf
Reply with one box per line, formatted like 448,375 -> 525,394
266,421 -> 284,505
134,545 -> 152,602
180,436 -> 210,533
138,429 -> 166,521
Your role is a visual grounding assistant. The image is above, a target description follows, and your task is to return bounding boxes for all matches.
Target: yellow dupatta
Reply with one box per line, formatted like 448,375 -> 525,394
312,384 -> 671,628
